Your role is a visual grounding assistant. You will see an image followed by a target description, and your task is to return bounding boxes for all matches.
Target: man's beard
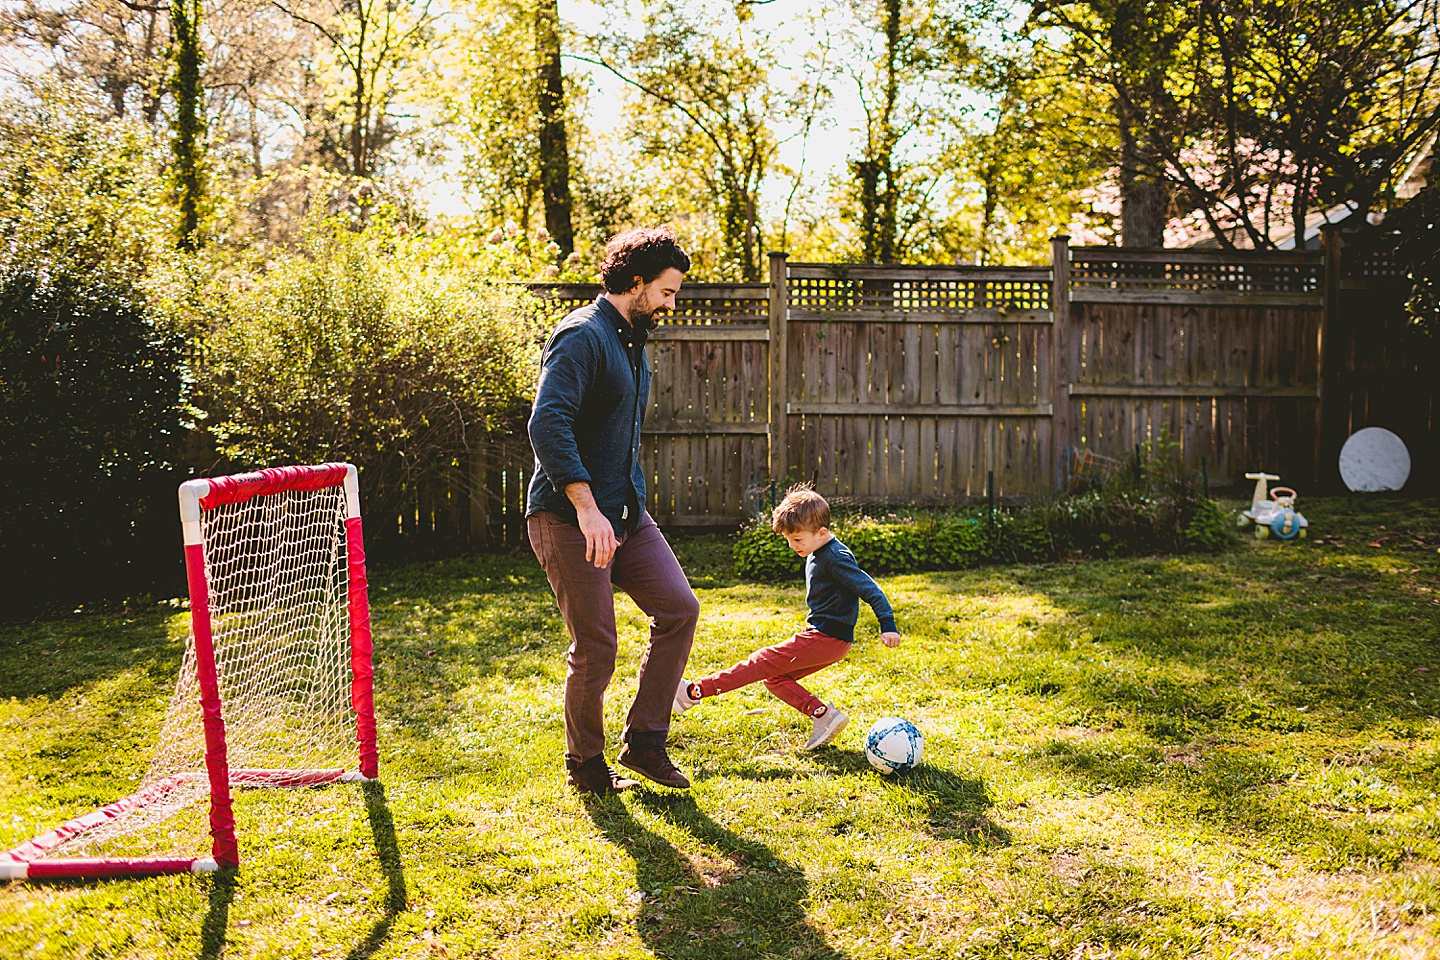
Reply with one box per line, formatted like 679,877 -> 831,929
628,299 -> 665,331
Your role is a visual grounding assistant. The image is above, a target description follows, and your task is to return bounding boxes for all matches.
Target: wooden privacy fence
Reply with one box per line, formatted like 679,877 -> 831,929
399,237 -> 1433,545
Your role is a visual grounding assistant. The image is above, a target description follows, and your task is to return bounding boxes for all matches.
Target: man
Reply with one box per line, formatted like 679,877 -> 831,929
526,226 -> 699,794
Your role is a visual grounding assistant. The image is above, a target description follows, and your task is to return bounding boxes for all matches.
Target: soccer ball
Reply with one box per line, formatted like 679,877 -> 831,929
864,717 -> 923,774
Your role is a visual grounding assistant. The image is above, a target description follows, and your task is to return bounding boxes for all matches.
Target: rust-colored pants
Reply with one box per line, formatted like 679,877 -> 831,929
528,510 -> 699,763
694,627 -> 851,717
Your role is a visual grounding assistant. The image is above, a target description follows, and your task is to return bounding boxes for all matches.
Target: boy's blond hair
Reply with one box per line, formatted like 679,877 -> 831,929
770,486 -> 830,534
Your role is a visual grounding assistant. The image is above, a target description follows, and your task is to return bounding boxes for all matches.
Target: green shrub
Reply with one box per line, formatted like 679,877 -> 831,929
1182,498 -> 1234,552
197,216 -> 544,542
732,471 -> 1234,581
0,83 -> 187,615
733,520 -> 803,581
0,269 -> 186,614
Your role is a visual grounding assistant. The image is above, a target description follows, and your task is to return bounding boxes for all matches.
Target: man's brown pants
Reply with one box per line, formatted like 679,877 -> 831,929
528,510 -> 699,763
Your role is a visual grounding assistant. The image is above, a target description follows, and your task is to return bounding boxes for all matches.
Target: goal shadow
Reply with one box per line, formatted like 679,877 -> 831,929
198,779 -> 405,960
342,780 -> 407,960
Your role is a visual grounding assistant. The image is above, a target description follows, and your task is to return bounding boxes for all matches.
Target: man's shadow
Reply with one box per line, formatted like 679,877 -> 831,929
583,791 -> 846,960
198,779 -> 406,960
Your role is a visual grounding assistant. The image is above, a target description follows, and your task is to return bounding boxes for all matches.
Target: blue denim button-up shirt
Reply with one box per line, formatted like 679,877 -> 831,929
526,295 -> 651,536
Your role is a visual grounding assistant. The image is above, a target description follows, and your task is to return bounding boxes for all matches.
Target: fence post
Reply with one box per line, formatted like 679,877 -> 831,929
1318,225 -> 1343,491
1050,235 -> 1071,490
768,251 -> 789,484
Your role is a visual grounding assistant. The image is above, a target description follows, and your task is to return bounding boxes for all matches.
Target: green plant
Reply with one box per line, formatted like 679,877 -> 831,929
732,519 -> 802,581
0,268 -> 186,615
1182,498 -> 1234,552
733,468 -> 1232,581
197,215 -> 544,542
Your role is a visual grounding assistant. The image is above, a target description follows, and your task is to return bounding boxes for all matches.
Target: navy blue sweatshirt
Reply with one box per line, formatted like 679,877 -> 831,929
805,536 -> 898,643
526,296 -> 650,537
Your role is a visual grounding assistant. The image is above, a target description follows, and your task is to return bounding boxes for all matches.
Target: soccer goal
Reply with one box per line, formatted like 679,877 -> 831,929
0,463 -> 378,880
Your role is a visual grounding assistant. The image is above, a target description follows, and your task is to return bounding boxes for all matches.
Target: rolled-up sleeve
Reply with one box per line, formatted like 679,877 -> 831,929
528,326 -> 596,491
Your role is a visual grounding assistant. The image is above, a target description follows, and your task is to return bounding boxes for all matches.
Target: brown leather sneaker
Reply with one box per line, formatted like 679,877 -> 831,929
616,743 -> 691,789
566,755 -> 638,794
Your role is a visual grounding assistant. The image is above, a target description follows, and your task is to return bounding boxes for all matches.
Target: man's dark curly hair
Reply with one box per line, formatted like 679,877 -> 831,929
599,227 -> 692,293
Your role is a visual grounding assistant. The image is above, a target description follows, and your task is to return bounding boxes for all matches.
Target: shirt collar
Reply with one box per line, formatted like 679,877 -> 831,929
595,295 -> 649,350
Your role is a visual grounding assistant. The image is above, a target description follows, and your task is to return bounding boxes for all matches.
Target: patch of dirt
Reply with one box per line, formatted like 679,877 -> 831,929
1051,851 -> 1090,884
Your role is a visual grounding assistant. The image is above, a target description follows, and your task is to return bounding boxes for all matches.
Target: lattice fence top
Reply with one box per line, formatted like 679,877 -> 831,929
527,282 -> 768,326
1069,247 -> 1322,300
786,263 -> 1052,314
1338,231 -> 1412,286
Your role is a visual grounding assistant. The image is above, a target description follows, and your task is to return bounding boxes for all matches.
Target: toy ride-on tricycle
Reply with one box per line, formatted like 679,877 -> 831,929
1237,472 -> 1308,540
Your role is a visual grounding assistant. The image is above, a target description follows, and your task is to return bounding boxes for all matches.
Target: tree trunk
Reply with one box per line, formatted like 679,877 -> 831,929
536,0 -> 574,258
857,0 -> 902,263
171,0 -> 204,250
1117,99 -> 1168,247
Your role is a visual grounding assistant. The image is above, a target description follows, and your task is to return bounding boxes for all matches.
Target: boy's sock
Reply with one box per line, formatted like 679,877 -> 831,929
688,683 -> 703,701
811,703 -> 828,718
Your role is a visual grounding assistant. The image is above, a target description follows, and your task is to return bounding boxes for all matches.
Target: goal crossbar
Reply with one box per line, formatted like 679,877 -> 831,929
2,462 -> 379,880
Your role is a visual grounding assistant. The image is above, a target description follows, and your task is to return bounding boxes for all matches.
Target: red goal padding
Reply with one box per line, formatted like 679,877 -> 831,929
1,463 -> 378,880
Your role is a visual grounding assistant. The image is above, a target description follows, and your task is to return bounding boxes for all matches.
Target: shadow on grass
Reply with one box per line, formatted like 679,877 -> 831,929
807,751 -> 1012,846
0,609 -> 184,701
583,790 -> 846,960
344,780 -> 407,960
198,867 -> 236,960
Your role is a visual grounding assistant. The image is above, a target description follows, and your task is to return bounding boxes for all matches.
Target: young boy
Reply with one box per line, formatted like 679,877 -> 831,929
673,487 -> 902,750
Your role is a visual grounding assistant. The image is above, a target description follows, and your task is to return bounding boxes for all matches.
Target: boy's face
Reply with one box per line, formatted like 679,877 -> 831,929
782,526 -> 831,558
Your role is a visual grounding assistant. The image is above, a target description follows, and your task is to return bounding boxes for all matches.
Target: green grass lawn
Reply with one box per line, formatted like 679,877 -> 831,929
2,495 -> 1438,959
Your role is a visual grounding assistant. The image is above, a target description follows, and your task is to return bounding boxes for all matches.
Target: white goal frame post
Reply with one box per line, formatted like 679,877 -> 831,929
1,463 -> 379,881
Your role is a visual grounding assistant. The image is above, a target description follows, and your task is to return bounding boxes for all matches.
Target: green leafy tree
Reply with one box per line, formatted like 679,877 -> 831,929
1027,0 -> 1190,246
1025,0 -> 1440,248
198,216 -> 543,534
832,0 -> 975,262
272,0 -> 438,177
536,0 -> 574,258
579,0 -> 796,280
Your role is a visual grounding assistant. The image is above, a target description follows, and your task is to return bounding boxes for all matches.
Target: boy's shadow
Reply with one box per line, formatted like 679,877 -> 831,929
804,750 -> 1012,846
583,791 -> 846,960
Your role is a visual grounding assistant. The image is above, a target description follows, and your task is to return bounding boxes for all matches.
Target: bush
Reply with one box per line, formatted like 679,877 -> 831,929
197,216 -> 544,544
0,83 -> 188,616
0,269 -> 186,615
733,470 -> 1234,581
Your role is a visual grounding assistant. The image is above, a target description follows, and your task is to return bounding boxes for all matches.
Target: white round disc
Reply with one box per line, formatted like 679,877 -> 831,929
1338,427 -> 1411,492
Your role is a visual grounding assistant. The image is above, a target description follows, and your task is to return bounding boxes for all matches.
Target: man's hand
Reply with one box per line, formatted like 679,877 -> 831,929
881,631 -> 902,648
566,482 -> 617,568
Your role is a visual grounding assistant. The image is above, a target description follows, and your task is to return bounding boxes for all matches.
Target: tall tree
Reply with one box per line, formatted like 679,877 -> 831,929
1028,0 -> 1187,246
1,0 -> 171,126
948,36 -> 1118,262
272,0 -> 437,177
853,0 -> 902,262
171,0 -> 205,247
1025,0 -> 1440,248
535,0 -> 573,257
580,0 -> 789,280
835,0 -> 972,262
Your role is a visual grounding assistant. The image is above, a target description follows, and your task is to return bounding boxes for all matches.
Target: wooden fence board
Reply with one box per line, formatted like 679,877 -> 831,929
409,243 -> 1434,546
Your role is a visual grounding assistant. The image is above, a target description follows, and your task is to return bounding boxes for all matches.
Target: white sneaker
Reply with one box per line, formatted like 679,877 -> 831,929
803,703 -> 848,750
673,678 -> 700,715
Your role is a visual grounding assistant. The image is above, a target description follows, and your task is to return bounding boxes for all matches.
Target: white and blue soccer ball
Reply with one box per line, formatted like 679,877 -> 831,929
864,717 -> 923,774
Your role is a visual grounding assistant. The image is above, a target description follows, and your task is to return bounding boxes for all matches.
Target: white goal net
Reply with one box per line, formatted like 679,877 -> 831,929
2,463 -> 375,875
